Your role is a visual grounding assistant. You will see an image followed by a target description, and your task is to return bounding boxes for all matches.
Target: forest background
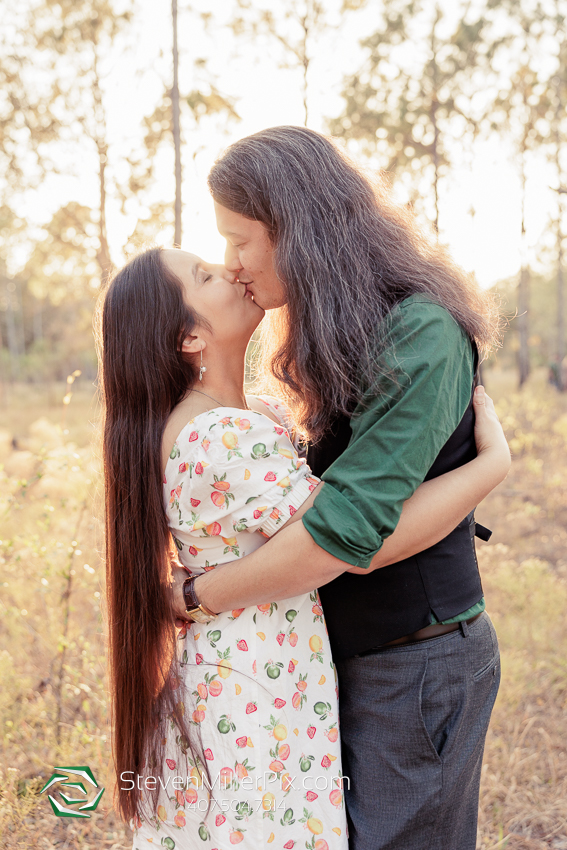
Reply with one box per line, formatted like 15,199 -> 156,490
1,0 -> 567,848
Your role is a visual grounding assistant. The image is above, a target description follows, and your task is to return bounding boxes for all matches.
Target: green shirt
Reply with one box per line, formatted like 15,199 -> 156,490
302,294 -> 484,622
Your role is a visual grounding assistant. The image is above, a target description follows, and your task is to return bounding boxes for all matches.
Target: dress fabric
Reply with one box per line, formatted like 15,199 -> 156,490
132,397 -> 348,850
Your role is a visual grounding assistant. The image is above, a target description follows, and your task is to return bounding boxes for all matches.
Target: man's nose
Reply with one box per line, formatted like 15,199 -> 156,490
224,249 -> 242,279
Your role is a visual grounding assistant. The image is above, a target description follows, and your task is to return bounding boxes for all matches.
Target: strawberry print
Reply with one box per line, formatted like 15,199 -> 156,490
135,400 -> 347,849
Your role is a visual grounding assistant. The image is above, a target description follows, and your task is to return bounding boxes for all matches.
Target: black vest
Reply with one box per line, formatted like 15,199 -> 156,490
311,358 -> 485,660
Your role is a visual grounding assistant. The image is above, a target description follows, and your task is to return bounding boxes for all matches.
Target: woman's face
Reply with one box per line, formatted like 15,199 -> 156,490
214,202 -> 288,311
162,249 -> 263,348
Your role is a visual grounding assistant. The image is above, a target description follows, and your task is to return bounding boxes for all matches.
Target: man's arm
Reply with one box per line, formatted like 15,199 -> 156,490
174,298 -> 499,614
173,385 -> 508,614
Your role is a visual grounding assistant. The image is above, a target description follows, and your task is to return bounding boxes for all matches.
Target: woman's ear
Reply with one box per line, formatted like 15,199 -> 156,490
179,335 -> 206,355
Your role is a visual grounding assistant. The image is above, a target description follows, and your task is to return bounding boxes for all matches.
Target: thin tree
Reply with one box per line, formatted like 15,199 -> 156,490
490,0 -> 550,388
330,0 -> 498,231
172,0 -> 182,246
231,0 -> 331,127
546,1 -> 567,383
33,0 -> 133,279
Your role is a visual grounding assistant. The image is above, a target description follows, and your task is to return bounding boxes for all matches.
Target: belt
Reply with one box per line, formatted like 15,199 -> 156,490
362,612 -> 483,654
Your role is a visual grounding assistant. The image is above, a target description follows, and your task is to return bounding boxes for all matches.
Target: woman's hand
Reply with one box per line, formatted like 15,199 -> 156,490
473,385 -> 511,474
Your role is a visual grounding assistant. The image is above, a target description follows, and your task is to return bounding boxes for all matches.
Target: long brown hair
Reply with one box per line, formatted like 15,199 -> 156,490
208,125 -> 501,442
96,247 -> 206,822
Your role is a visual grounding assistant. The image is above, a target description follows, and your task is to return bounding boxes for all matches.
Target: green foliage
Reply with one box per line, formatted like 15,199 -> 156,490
329,0 -> 496,225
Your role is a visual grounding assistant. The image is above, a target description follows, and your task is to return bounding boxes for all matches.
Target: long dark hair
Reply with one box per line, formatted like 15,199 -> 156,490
208,125 -> 501,442
96,247 -> 206,823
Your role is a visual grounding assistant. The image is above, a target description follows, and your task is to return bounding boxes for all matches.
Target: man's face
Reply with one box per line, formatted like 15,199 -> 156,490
214,201 -> 288,310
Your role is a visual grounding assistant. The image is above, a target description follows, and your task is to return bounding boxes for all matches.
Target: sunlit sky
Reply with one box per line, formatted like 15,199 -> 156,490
16,0 -> 564,289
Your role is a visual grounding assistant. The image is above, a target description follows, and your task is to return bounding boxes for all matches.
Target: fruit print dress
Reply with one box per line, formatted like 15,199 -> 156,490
131,397 -> 348,850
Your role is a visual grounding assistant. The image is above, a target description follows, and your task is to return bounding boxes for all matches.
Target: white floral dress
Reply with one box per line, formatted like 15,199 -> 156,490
132,397 -> 348,850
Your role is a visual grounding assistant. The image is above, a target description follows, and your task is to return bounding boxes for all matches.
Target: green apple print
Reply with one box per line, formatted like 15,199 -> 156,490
280,807 -> 295,826
250,442 -> 270,460
313,701 -> 332,721
217,714 -> 236,734
265,659 -> 284,679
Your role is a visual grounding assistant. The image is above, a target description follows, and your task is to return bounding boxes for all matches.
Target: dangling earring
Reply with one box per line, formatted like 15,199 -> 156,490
199,348 -> 207,382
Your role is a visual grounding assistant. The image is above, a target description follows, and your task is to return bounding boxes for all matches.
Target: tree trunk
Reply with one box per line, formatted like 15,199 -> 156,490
558,229 -> 565,389
300,13 -> 309,127
555,73 -> 565,386
91,49 -> 111,279
33,297 -> 43,343
4,279 -> 21,381
97,140 -> 112,278
429,7 -> 441,232
172,0 -> 182,246
517,151 -> 530,388
517,265 -> 530,387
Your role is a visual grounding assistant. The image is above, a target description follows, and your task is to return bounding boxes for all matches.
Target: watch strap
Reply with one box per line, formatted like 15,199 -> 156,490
182,576 -> 217,618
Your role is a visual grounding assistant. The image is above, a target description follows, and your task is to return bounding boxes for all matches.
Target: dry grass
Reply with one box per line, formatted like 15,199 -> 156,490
473,368 -> 567,850
0,369 -> 566,849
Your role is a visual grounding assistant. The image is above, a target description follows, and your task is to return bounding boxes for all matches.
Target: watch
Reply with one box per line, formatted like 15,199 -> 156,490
182,576 -> 218,624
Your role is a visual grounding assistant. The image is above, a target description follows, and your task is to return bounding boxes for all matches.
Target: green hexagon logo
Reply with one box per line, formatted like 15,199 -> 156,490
40,766 -> 105,817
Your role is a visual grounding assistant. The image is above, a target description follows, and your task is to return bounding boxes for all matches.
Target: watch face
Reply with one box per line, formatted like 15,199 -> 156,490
189,608 -> 213,625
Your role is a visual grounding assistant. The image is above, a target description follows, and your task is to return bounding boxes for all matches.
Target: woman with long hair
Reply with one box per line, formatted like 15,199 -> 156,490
99,241 -> 509,849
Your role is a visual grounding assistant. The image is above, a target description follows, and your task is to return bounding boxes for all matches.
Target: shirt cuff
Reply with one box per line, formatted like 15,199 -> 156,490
301,483 -> 384,568
257,475 -> 320,539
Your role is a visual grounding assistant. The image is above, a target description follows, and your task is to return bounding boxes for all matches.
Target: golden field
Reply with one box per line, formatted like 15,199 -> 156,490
0,370 -> 566,849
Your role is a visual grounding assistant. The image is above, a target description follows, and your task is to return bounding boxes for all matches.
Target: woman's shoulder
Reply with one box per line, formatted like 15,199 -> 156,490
246,394 -> 296,431
164,405 -> 292,476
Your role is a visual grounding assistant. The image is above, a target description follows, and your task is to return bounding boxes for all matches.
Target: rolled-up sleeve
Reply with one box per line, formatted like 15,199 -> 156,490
301,297 -> 475,568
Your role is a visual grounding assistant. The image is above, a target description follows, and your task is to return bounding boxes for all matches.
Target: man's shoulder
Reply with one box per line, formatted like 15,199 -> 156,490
387,294 -> 470,348
394,293 -> 457,323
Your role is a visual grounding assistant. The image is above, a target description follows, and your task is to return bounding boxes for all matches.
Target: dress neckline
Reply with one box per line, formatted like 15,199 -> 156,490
163,403 -> 283,477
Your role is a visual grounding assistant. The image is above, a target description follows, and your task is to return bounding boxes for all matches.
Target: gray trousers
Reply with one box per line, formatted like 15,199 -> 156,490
335,612 -> 500,850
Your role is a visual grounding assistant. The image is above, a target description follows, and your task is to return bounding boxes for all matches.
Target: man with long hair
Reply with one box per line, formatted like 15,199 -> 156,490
171,126 -> 508,849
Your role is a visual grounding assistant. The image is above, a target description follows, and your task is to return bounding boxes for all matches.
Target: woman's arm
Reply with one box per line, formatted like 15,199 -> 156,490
171,387 -> 509,616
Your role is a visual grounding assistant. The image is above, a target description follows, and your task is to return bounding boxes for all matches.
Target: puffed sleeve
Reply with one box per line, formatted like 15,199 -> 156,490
175,410 -> 320,541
